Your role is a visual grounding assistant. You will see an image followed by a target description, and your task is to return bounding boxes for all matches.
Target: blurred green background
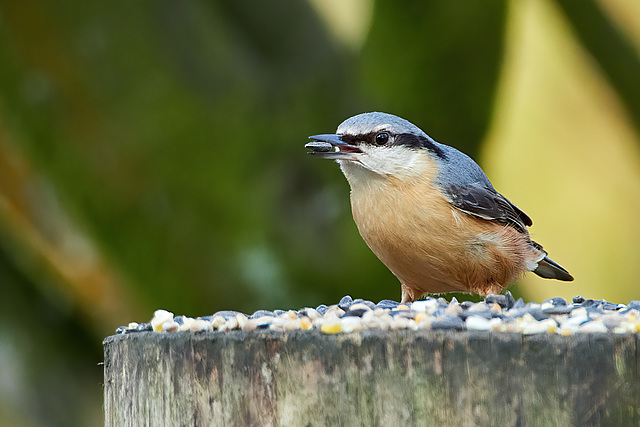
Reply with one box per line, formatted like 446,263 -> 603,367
0,0 -> 639,425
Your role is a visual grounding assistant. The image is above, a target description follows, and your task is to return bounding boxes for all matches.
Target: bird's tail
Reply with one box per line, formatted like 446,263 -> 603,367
533,256 -> 574,281
529,241 -> 574,281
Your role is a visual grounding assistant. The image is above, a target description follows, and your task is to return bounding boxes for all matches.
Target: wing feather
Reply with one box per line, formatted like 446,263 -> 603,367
441,182 -> 532,233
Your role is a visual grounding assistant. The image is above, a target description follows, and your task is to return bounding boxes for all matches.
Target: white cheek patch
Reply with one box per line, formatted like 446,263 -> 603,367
360,146 -> 430,178
338,146 -> 433,188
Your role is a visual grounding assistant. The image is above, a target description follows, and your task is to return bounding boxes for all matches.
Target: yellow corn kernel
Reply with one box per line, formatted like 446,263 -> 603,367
300,319 -> 311,330
321,323 -> 342,334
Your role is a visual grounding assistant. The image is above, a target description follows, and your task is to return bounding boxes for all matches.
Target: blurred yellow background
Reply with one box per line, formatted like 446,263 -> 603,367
0,0 -> 638,425
483,0 -> 640,302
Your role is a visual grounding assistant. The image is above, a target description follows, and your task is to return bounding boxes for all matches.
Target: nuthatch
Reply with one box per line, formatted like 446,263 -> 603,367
306,112 -> 573,303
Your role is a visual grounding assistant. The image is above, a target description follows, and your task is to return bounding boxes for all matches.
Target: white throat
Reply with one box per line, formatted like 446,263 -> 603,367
337,145 -> 433,189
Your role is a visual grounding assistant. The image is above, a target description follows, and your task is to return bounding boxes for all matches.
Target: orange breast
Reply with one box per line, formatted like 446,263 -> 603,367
349,172 -> 530,297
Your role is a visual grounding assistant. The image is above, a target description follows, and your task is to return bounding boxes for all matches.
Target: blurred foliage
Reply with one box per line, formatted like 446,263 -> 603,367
0,0 -> 638,425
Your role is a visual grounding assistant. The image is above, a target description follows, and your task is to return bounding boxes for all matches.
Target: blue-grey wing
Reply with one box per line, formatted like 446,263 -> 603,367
441,182 -> 532,234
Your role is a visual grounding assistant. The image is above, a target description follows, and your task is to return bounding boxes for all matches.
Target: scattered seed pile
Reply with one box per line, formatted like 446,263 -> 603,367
115,294 -> 640,336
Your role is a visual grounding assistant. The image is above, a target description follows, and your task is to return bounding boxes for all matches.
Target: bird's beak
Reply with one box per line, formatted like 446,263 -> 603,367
305,134 -> 362,159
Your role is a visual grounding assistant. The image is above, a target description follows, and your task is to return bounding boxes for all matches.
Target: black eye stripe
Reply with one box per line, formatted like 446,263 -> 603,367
340,132 -> 378,145
339,132 -> 448,160
394,133 -> 448,160
340,131 -> 393,145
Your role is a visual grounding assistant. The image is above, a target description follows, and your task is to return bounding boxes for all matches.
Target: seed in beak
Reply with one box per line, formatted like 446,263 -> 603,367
305,141 -> 334,153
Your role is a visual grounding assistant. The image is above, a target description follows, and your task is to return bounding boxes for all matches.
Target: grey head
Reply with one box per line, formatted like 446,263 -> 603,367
336,112 -> 428,139
307,111 -> 494,189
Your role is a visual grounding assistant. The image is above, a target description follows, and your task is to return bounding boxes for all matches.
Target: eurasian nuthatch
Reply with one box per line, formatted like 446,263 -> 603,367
306,112 -> 573,303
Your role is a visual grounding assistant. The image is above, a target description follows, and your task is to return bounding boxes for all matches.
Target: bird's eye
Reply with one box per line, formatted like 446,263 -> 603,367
374,132 -> 390,145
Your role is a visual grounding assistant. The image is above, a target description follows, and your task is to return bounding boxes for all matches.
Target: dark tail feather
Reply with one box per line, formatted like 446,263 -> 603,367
534,256 -> 574,281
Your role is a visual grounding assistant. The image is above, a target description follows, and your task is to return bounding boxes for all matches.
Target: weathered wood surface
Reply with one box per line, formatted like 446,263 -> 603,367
103,330 -> 639,426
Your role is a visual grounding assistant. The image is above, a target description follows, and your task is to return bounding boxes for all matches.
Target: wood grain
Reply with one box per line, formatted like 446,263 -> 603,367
103,330 -> 639,426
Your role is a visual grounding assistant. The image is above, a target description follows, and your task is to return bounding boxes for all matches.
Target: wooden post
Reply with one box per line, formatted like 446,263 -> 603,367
103,330 -> 639,426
